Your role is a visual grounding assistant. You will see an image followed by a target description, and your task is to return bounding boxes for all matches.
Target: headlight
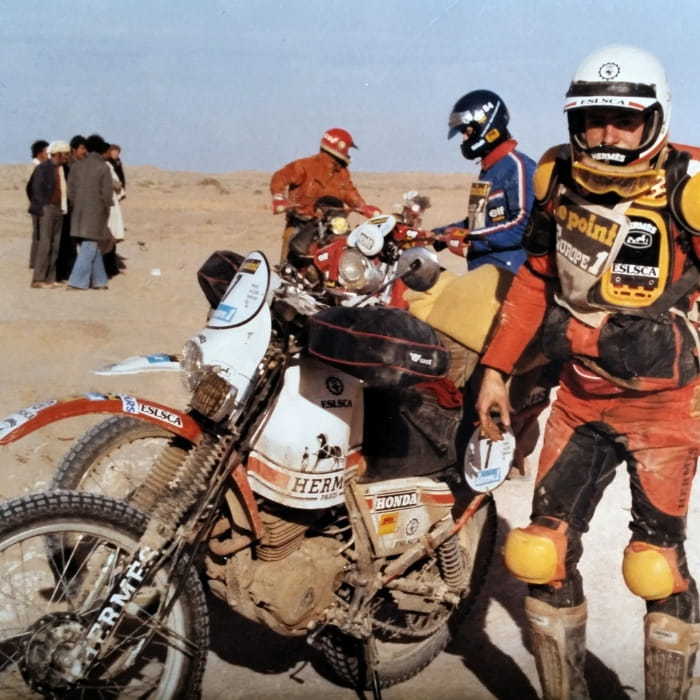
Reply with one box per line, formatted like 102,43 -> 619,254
190,370 -> 238,422
180,339 -> 204,392
338,249 -> 384,293
181,339 -> 239,421
329,216 -> 349,236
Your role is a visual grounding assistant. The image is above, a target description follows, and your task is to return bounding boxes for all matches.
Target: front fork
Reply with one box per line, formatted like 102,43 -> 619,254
52,431 -> 237,687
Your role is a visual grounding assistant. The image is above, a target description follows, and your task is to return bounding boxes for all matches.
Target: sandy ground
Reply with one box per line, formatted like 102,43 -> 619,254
2,164 -> 700,698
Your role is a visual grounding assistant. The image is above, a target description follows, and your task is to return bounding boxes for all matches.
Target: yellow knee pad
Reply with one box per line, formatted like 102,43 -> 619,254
622,541 -> 688,600
504,518 -> 568,585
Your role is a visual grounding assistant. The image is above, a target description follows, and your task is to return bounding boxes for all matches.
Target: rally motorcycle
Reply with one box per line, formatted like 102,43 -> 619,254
0,246 -> 502,698
289,192 -> 435,308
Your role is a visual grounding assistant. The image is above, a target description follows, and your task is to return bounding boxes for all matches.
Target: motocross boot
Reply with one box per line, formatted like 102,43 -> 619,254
644,612 -> 700,699
525,596 -> 589,700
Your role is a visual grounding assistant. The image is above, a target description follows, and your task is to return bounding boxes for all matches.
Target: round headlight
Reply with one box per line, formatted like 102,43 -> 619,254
338,249 -> 384,293
329,216 -> 349,236
180,339 -> 204,392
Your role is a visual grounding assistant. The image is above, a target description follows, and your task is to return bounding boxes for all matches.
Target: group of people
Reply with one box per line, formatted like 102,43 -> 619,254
271,44 -> 700,699
27,134 -> 126,290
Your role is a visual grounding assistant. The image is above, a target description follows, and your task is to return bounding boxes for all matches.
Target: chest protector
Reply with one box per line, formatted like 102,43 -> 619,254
537,148 -> 700,391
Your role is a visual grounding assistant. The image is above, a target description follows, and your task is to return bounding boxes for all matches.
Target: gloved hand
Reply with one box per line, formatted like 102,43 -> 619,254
445,228 -> 469,257
431,231 -> 447,252
271,194 -> 290,215
359,204 -> 382,219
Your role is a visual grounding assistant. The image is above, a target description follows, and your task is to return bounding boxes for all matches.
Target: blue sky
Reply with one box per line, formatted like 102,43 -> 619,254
3,1 -> 699,173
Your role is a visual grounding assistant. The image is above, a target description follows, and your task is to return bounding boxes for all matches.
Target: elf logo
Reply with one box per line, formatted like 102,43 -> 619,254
625,232 -> 653,249
489,205 -> 505,219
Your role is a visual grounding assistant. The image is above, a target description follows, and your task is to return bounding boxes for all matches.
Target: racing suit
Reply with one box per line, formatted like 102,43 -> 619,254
482,143 -> 700,624
434,139 -> 536,272
270,150 -> 373,261
270,150 -> 370,218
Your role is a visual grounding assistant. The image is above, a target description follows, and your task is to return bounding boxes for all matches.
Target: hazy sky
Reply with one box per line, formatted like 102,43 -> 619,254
3,1 -> 699,174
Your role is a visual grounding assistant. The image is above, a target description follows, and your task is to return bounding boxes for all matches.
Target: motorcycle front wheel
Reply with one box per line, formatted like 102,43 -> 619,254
50,415 -> 177,500
0,490 -> 209,698
319,494 -> 497,689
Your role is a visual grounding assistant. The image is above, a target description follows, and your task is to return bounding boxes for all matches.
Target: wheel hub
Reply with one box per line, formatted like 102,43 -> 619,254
19,612 -> 88,694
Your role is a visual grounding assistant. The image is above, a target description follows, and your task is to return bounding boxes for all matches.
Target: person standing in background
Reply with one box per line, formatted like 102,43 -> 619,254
103,143 -> 125,277
108,143 -> 125,191
29,140 -> 70,288
68,134 -> 87,165
65,134 -> 113,290
55,135 -> 88,282
26,139 -> 49,269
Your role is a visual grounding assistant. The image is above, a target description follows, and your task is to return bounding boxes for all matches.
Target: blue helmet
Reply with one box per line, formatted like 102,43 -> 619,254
448,89 -> 511,160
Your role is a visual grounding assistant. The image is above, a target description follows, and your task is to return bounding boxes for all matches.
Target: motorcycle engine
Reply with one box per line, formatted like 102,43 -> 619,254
206,506 -> 347,636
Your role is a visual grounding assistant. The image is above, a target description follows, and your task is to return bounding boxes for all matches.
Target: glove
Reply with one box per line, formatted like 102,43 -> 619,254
359,204 -> 382,219
431,230 -> 447,252
271,194 -> 290,215
445,228 -> 469,257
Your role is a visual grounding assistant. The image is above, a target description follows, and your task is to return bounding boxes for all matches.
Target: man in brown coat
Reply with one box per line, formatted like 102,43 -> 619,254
65,134 -> 113,290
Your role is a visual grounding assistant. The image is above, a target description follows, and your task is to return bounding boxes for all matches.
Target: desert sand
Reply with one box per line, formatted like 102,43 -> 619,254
2,164 -> 699,698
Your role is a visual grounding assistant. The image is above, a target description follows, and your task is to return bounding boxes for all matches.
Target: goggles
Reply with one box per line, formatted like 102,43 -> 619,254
571,159 -> 663,198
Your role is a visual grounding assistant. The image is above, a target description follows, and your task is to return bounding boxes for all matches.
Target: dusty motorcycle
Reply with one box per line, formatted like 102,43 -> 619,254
295,212 -> 436,308
0,246 -> 499,697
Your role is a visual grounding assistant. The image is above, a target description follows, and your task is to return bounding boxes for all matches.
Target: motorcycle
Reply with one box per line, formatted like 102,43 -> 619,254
0,246 -> 501,697
293,195 -> 436,308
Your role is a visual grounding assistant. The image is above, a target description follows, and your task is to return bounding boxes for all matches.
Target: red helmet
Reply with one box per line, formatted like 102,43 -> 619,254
320,128 -> 356,165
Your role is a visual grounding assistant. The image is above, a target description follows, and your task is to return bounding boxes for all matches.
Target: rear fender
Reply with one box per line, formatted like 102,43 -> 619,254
0,394 -> 202,445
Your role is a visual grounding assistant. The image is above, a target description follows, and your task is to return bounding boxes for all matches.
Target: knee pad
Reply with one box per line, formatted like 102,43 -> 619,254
622,541 -> 689,600
504,517 -> 568,585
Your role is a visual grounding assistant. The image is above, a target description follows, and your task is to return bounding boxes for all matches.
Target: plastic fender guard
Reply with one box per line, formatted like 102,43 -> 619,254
0,394 -> 203,445
92,353 -> 181,376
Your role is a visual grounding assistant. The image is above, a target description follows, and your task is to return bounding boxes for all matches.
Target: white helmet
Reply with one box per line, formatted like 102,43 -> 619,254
564,45 -> 670,192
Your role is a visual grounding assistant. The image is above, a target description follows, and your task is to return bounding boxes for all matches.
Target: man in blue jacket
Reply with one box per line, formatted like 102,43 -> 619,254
434,89 -> 535,273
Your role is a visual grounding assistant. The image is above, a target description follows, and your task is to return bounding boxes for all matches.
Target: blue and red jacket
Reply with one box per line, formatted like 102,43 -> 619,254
435,139 -> 536,272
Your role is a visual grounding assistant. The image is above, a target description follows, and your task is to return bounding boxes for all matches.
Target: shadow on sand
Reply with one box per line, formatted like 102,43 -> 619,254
206,513 -> 635,698
448,513 -> 636,699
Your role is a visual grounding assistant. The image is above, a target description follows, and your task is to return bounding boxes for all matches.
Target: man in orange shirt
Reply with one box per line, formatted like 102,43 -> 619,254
270,127 -> 381,261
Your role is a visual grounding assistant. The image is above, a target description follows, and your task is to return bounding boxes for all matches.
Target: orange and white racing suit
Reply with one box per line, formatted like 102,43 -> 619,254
482,143 -> 700,621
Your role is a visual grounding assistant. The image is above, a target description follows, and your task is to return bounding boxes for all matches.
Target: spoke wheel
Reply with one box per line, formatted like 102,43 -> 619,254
0,491 -> 208,698
50,415 -> 175,500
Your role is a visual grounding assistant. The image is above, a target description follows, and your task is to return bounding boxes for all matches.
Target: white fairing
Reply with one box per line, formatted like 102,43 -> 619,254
193,252 -> 278,400
348,215 -> 397,256
355,477 -> 455,556
247,358 -> 364,509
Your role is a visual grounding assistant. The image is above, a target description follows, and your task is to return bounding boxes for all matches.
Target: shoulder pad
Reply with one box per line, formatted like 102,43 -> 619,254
533,145 -> 568,202
678,172 -> 700,233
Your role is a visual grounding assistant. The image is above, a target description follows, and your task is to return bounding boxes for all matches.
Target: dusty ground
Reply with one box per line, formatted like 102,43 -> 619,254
2,164 -> 700,698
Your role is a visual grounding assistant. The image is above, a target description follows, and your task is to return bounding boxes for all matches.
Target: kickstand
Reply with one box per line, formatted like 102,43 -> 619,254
356,638 -> 382,700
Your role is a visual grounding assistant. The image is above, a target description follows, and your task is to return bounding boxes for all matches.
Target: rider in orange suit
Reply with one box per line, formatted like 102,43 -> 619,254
477,44 -> 700,699
270,127 -> 380,261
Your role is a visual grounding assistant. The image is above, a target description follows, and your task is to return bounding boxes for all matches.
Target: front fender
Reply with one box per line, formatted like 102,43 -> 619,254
0,394 -> 203,445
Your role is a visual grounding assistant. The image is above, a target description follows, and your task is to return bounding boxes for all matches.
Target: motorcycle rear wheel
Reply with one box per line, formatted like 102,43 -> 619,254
50,415 -> 176,500
319,495 -> 497,689
0,490 -> 209,698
